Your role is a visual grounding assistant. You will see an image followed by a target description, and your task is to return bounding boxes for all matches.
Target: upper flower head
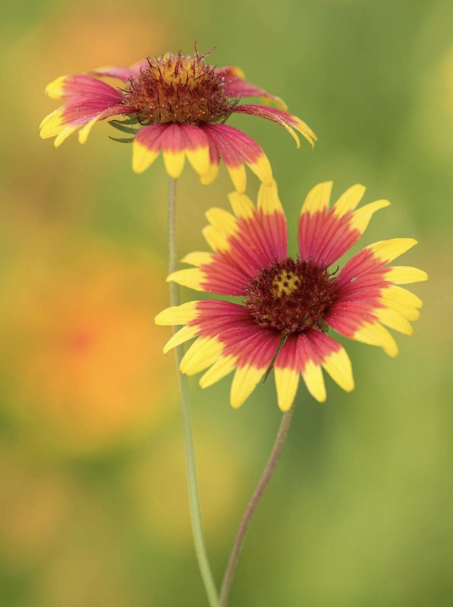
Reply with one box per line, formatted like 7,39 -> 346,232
123,52 -> 233,124
40,48 -> 316,192
156,181 -> 427,410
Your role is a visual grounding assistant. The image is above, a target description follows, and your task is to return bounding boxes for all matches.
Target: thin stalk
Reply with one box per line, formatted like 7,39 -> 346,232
219,405 -> 295,606
167,177 -> 219,607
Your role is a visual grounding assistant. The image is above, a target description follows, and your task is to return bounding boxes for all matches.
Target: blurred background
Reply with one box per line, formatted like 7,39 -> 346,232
1,0 -> 452,605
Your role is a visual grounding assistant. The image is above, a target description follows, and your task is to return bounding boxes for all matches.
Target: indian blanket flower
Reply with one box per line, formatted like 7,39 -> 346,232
40,49 -> 316,193
155,181 -> 427,411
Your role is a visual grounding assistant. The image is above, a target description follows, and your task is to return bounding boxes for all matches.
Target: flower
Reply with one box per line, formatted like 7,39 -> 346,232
155,181 -> 427,410
0,239 -> 175,452
40,49 -> 316,192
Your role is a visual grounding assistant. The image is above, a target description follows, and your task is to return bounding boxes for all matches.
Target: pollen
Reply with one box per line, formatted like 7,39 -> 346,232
245,258 -> 338,335
123,51 -> 233,125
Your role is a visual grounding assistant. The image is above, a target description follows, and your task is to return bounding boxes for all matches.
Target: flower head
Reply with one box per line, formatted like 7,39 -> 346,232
156,181 -> 427,410
40,49 -> 316,192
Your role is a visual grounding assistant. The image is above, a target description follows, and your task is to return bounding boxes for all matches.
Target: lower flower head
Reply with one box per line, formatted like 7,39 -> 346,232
39,48 -> 316,192
156,181 -> 427,411
245,258 -> 335,334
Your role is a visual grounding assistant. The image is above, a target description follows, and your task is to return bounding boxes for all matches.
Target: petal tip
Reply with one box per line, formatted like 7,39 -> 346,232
344,379 -> 355,393
278,399 -> 295,412
230,397 -> 245,410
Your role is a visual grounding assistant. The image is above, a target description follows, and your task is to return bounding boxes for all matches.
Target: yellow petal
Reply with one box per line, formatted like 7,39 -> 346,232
275,367 -> 299,411
155,301 -> 198,326
167,268 -> 205,291
332,184 -> 366,217
375,308 -> 413,336
228,66 -> 246,79
54,124 -> 80,147
292,116 -> 317,147
163,325 -> 200,354
383,285 -> 423,309
353,321 -> 399,357
39,109 -> 64,137
45,75 -> 68,99
277,121 -> 300,148
132,140 -> 160,174
349,199 -> 391,233
185,144 -> 210,176
301,181 -> 333,216
301,360 -> 326,402
257,179 -> 284,214
226,164 -> 247,193
199,355 -> 237,388
246,153 -> 274,187
205,208 -> 238,237
180,337 -> 224,375
321,347 -> 354,393
380,286 -> 422,321
199,162 -> 219,185
202,225 -> 230,253
381,302 -> 420,322
163,149 -> 186,179
227,192 -> 255,219
260,94 -> 288,111
180,252 -> 214,267
230,365 -> 264,408
78,116 -> 102,144
385,266 -> 428,285
366,238 -> 418,264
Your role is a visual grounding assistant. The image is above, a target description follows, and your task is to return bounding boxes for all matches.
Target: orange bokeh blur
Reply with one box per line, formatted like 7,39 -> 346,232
0,236 -> 176,453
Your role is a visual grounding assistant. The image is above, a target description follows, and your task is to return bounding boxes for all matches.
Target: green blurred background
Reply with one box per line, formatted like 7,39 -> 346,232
0,0 -> 451,605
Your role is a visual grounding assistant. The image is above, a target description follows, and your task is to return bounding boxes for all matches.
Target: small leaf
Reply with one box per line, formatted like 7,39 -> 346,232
108,136 -> 135,143
117,115 -> 140,125
109,121 -> 140,134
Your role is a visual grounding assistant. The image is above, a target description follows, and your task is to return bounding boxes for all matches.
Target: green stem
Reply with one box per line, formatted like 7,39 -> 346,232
219,405 -> 295,606
167,177 -> 219,607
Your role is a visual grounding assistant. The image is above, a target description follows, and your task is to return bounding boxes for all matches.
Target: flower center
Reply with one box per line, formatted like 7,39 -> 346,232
244,258 -> 338,335
123,52 -> 233,125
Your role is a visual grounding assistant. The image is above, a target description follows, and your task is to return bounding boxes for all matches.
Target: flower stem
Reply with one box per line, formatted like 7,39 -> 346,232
219,405 -> 295,606
167,177 -> 219,607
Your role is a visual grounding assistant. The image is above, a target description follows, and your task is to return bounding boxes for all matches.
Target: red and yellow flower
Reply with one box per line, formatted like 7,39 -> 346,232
156,181 -> 427,410
40,49 -> 316,192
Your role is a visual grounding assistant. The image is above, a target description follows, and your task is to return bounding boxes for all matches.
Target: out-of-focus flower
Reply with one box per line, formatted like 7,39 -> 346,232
0,241 -> 175,453
156,181 -> 427,410
40,48 -> 316,192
